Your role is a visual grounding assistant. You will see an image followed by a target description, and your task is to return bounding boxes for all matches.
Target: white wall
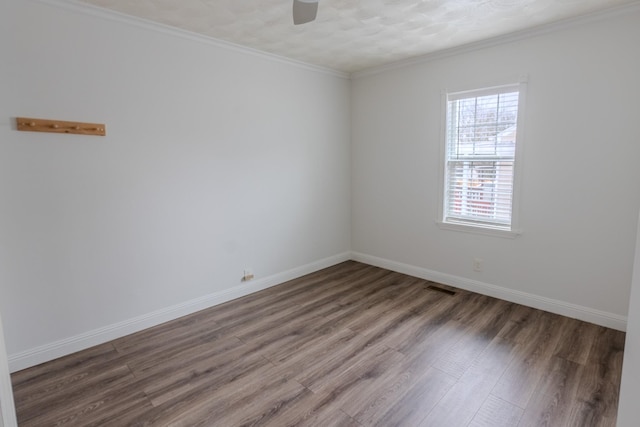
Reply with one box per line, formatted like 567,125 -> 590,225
0,0 -> 351,370
0,313 -> 16,427
0,2 -> 19,422
617,211 -> 640,426
3,0 -> 639,376
351,8 -> 640,328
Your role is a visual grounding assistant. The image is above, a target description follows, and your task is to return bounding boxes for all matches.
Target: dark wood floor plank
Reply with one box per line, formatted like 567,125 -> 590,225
343,278 -> 443,335
143,348 -> 272,407
517,356 -> 582,427
303,344 -> 406,418
302,342 -> 404,393
575,326 -> 625,423
271,328 -> 383,391
379,296 -> 463,354
432,333 -> 496,379
10,261 -> 625,426
553,318 -> 602,365
267,326 -> 358,368
491,311 -> 570,408
351,363 -> 456,426
468,394 -> 523,427
330,268 -> 414,309
16,365 -> 140,426
259,389 -> 360,427
431,298 -> 514,379
12,345 -> 123,410
419,369 -> 500,427
46,391 -> 152,427
112,308 -> 223,355
126,334 -> 245,378
368,365 -> 457,426
497,305 -> 544,344
171,375 -> 306,427
566,400 -> 618,427
127,356 -> 285,425
418,336 -> 521,427
206,262 -> 387,327
231,287 -> 354,343
295,409 -> 360,427
452,293 -> 512,329
11,343 -> 119,391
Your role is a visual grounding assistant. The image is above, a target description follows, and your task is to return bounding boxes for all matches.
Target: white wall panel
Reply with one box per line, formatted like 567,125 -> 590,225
0,0 -> 351,367
618,212 -> 640,426
351,10 -> 640,323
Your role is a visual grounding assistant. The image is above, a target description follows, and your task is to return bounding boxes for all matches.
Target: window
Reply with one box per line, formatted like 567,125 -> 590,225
439,81 -> 525,236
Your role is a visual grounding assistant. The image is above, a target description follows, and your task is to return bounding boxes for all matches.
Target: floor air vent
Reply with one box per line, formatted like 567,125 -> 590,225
426,284 -> 456,295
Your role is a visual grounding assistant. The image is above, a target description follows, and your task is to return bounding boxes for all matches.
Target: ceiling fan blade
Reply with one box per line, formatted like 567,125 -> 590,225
293,0 -> 318,25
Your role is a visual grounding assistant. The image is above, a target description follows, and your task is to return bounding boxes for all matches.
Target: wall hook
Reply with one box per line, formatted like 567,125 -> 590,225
16,117 -> 106,136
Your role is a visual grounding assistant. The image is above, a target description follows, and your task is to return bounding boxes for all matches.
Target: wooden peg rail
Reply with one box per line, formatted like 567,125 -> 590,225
16,117 -> 106,136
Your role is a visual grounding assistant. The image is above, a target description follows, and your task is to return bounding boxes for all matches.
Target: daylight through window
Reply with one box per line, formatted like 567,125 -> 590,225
443,85 -> 521,230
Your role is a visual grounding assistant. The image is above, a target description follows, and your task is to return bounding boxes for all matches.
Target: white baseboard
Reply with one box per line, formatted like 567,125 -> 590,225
351,252 -> 627,331
8,252 -> 351,372
9,250 -> 626,372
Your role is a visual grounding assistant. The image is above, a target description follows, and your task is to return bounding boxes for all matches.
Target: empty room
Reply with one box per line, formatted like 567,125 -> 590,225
1,0 -> 640,425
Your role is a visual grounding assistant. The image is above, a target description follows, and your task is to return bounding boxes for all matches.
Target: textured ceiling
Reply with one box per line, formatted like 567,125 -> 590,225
77,0 -> 638,73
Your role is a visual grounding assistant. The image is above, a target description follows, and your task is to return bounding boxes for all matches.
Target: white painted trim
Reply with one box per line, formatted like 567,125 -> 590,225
351,252 -> 628,331
30,0 -> 349,79
436,221 -> 522,239
352,1 -> 640,79
8,248 -> 627,372
8,252 -> 351,372
0,314 -> 17,427
436,78 -> 527,239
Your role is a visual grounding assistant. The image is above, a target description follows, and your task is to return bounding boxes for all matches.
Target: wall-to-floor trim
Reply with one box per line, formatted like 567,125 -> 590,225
351,252 -> 628,331
8,252 -> 351,373
9,249 -> 628,372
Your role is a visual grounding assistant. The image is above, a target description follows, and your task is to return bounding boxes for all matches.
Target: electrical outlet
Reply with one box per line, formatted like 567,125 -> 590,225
242,269 -> 254,282
473,258 -> 483,272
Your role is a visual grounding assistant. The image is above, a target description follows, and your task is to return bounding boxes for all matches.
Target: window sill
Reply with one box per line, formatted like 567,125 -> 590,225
436,221 -> 522,239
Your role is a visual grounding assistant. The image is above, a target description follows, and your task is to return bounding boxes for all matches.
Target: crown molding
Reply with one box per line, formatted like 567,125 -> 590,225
352,1 -> 640,79
28,0 -> 640,81
30,0 -> 350,79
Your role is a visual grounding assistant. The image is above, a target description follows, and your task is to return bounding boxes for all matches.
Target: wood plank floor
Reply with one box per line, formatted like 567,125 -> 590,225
11,261 -> 625,426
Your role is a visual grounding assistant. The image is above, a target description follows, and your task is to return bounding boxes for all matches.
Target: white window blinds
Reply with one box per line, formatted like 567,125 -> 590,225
444,86 -> 520,229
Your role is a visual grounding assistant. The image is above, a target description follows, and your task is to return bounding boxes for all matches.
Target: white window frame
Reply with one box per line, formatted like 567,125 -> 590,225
437,77 -> 527,238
